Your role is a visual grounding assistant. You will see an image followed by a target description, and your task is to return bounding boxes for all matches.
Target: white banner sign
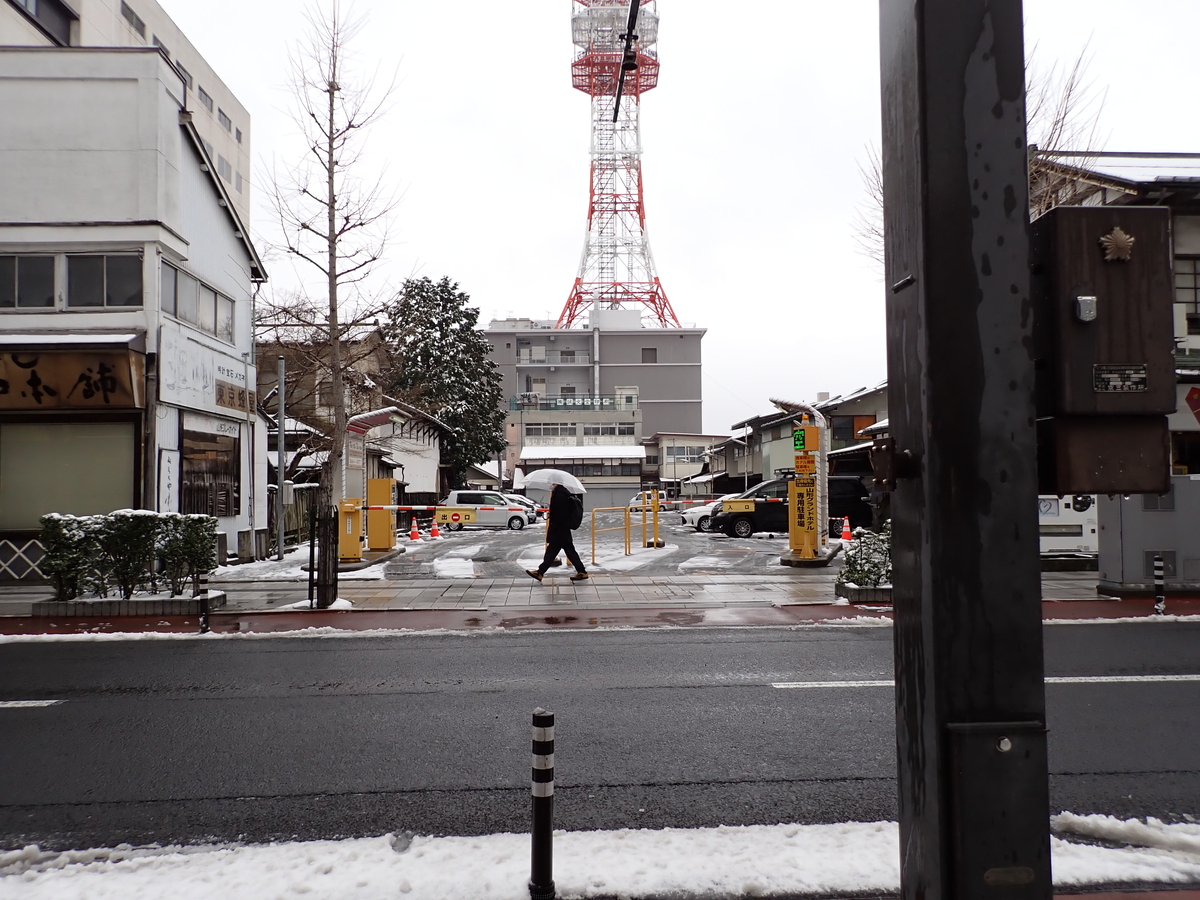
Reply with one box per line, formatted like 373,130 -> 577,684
159,325 -> 256,417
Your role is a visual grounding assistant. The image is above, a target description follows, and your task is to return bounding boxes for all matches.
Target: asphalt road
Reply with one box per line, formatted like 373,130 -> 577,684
1,622 -> 1198,850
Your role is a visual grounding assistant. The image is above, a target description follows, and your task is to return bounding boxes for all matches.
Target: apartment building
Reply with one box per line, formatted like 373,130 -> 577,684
485,308 -> 705,509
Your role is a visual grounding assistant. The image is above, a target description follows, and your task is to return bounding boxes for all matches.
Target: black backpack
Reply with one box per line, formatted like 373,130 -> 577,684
569,494 -> 584,530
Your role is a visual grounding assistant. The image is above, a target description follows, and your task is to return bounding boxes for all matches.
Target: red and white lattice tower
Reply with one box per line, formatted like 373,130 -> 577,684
557,0 -> 680,329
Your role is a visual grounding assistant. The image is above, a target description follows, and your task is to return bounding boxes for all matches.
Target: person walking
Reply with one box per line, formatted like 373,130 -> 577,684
527,482 -> 589,582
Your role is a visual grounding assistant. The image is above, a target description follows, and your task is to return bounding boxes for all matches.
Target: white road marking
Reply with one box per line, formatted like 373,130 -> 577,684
1046,674 -> 1200,684
772,680 -> 894,689
771,675 -> 1200,689
0,700 -> 65,708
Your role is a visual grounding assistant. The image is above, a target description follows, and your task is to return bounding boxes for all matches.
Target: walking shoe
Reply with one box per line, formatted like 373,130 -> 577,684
570,572 -> 589,582
526,569 -> 544,582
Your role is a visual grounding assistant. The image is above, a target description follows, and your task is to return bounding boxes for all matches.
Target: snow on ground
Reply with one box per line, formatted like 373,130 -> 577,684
4,817 -> 1199,900
276,598 -> 353,611
432,557 -> 476,578
212,549 -> 391,582
1053,812 -> 1200,854
677,555 -> 728,571
584,543 -> 680,572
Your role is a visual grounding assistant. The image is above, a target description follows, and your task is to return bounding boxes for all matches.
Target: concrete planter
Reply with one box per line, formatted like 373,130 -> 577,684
835,582 -> 893,605
31,590 -> 227,617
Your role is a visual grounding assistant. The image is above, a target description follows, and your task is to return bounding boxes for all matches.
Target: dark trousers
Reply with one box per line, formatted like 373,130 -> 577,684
539,531 -> 586,574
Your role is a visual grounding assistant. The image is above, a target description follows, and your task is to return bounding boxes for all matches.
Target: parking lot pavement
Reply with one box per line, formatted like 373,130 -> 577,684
0,512 -> 1110,616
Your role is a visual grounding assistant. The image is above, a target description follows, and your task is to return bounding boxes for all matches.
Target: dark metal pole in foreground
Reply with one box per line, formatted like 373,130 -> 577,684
1154,554 -> 1166,615
879,1 -> 1050,898
530,708 -> 555,900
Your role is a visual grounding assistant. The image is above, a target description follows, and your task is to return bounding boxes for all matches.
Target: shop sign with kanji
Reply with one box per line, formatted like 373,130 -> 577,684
0,351 -> 143,410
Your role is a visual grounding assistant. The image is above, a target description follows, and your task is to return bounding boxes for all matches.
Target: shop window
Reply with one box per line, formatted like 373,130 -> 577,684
67,256 -> 142,308
180,421 -> 240,517
0,422 -> 135,529
0,256 -> 55,309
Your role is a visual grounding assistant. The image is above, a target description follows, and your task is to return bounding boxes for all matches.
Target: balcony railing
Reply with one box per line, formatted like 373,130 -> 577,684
509,394 -> 638,412
515,351 -> 591,365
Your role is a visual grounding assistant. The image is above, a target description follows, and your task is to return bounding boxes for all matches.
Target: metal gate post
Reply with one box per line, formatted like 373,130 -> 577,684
878,1 -> 1050,898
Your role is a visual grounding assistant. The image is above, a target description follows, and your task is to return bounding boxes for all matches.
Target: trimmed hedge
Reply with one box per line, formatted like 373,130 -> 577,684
40,511 -> 219,601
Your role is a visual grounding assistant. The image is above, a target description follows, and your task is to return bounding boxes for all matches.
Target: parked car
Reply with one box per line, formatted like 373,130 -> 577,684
708,479 -> 791,538
709,477 -> 874,539
504,494 -> 541,524
827,475 -> 873,534
439,490 -> 530,530
682,494 -> 742,532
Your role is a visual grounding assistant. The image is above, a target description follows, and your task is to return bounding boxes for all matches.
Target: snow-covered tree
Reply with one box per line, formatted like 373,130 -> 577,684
380,277 -> 506,487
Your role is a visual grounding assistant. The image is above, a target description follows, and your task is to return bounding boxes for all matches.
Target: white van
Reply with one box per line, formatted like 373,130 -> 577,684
1038,495 -> 1098,555
440,490 -> 532,531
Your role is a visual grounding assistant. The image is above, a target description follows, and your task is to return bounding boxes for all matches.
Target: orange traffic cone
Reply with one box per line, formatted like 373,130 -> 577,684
841,516 -> 853,541
409,518 -> 420,541
430,520 -> 441,539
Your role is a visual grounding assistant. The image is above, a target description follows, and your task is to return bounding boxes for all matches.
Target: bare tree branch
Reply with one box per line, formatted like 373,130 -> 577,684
852,43 -> 1107,272
264,0 -> 400,502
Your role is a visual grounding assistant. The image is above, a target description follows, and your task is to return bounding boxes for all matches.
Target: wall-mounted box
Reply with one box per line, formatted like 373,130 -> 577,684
1031,206 -> 1176,494
1031,206 -> 1175,416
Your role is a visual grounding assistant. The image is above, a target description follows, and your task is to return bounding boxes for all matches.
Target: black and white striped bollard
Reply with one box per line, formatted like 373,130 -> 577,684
1154,554 -> 1165,616
198,573 -> 210,634
530,708 -> 555,900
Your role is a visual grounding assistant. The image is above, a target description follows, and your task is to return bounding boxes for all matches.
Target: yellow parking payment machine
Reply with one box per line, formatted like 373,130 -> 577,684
339,498 -> 363,563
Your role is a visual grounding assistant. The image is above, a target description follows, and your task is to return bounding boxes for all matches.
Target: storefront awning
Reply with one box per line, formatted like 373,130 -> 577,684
0,332 -> 146,352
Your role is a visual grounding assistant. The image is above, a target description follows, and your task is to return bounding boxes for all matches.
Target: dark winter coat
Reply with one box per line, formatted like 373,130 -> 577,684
547,484 -> 580,540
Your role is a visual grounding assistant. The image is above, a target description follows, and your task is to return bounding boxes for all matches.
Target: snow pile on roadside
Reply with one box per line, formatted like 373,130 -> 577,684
213,549 -> 391,582
5,816 -> 1200,900
0,823 -> 900,900
1053,811 -> 1200,854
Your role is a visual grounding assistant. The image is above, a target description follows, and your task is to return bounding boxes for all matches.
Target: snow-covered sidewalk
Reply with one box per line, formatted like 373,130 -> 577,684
3,816 -> 1199,900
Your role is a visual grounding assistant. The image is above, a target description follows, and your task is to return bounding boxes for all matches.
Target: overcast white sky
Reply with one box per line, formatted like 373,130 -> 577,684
159,0 -> 1200,435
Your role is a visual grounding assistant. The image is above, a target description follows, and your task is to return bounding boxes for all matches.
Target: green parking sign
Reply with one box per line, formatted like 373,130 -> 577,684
793,429 -> 806,450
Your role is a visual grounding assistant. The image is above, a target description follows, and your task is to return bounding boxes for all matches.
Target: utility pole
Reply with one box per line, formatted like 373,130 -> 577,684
276,355 -> 286,561
877,2 -> 1051,899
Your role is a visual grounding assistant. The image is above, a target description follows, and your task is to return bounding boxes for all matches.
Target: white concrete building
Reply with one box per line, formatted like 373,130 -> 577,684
1,0 -> 252,225
0,47 -> 266,578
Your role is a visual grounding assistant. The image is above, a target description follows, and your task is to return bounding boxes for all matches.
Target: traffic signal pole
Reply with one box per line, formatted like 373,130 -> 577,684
878,2 -> 1051,898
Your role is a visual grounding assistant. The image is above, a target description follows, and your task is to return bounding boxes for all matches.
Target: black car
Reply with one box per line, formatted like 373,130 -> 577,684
708,476 -> 873,539
828,475 -> 873,533
708,479 -> 790,538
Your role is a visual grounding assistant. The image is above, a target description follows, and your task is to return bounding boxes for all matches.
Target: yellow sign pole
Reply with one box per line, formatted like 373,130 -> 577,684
788,476 -> 819,559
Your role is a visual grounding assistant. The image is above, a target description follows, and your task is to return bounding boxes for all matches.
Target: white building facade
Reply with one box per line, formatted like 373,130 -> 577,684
2,0 -> 253,225
0,47 -> 266,578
